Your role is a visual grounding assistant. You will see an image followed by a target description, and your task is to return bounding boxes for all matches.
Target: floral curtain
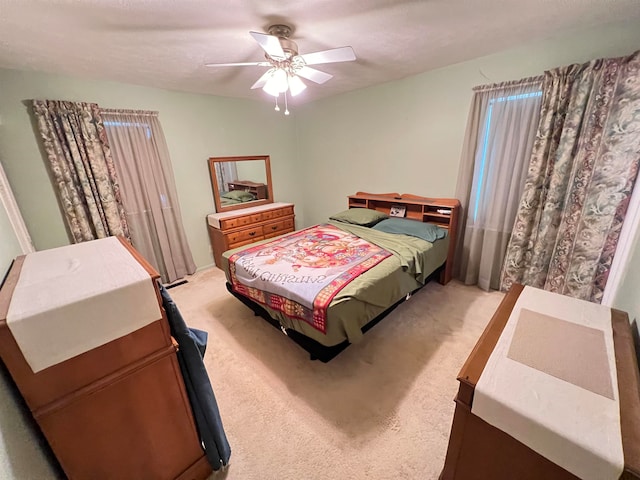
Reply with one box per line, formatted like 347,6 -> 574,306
500,51 -> 640,302
32,100 -> 130,242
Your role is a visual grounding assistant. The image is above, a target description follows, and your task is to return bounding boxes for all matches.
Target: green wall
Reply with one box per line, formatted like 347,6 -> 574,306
0,71 -> 302,269
1,21 -> 639,284
295,21 -> 640,226
1,22 -> 639,272
1,18 -> 640,480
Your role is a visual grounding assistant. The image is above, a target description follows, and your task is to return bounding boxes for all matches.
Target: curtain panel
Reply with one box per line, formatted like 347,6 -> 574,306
215,162 -> 238,198
453,78 -> 543,290
32,100 -> 130,242
102,109 -> 196,283
501,50 -> 640,302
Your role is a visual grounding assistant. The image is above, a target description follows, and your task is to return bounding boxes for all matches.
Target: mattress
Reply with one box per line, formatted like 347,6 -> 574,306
222,220 -> 450,347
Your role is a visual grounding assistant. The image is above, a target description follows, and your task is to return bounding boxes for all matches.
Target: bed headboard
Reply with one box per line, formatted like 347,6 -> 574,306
347,192 -> 461,285
227,180 -> 268,200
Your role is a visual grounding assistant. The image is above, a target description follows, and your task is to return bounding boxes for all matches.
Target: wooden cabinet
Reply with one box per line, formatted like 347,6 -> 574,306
0,238 -> 211,480
440,284 -> 640,480
348,192 -> 460,284
208,202 -> 295,269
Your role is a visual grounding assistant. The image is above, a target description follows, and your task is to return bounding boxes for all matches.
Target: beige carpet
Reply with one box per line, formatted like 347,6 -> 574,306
169,267 -> 505,480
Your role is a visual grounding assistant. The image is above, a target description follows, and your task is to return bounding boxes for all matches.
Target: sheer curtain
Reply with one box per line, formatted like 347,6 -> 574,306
215,162 -> 238,197
102,110 -> 195,283
454,78 -> 543,290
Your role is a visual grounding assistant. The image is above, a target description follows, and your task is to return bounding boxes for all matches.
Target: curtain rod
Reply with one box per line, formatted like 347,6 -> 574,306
101,108 -> 159,116
473,75 -> 543,92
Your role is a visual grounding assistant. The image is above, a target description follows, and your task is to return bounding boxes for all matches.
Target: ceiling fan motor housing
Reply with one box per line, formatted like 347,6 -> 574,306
267,24 -> 293,38
267,25 -> 298,59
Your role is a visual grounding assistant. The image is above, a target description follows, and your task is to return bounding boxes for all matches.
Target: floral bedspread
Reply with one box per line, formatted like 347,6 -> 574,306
228,224 -> 391,334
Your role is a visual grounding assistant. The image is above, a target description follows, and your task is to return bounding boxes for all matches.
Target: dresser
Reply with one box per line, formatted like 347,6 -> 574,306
208,202 -> 295,269
440,284 -> 640,480
0,237 -> 212,480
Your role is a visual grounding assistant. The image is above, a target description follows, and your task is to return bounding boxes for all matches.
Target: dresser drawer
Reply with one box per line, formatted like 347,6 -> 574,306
263,206 -> 294,220
228,237 -> 265,250
208,203 -> 295,269
225,226 -> 263,244
261,209 -> 277,221
220,213 -> 263,230
263,218 -> 295,239
276,206 -> 294,217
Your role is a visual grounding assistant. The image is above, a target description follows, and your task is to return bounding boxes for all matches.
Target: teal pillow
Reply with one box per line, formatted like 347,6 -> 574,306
222,190 -> 255,202
372,218 -> 447,242
329,208 -> 388,227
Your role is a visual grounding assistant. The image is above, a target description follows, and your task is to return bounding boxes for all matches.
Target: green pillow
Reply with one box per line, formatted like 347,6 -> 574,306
372,218 -> 447,242
329,208 -> 388,227
222,190 -> 255,202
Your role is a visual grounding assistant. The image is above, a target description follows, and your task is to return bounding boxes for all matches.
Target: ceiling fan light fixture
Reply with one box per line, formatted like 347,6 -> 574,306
262,78 -> 279,97
263,68 -> 288,97
288,74 -> 307,97
206,25 -> 356,113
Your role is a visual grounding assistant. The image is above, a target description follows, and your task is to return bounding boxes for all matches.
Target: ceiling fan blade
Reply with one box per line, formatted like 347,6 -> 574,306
251,69 -> 275,89
250,31 -> 286,60
296,66 -> 333,84
299,46 -> 356,65
205,62 -> 271,67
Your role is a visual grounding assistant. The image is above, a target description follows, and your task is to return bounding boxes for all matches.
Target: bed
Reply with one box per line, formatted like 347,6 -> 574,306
221,192 -> 460,361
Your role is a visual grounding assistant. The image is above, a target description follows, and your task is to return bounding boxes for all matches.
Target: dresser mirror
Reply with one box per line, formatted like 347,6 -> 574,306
208,155 -> 274,213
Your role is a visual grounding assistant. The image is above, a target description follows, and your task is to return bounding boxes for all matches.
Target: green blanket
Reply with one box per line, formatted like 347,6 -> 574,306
222,221 -> 450,347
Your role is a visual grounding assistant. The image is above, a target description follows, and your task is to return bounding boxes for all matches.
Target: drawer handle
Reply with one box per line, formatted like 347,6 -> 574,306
249,231 -> 256,236
271,226 -> 277,230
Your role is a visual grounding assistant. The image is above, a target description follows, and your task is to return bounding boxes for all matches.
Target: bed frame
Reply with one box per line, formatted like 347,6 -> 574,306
227,192 -> 461,362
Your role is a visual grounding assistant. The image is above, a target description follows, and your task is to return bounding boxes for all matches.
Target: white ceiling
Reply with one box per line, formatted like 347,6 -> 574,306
1,0 -> 639,105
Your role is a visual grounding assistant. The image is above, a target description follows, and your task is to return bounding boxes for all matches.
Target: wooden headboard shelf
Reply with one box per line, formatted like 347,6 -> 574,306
227,180 -> 268,200
348,192 -> 461,285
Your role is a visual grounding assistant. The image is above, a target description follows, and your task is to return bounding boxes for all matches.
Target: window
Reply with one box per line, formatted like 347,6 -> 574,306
455,79 -> 543,290
473,91 -> 542,220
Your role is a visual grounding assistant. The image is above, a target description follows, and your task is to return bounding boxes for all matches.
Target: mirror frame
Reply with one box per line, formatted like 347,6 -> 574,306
208,155 -> 274,213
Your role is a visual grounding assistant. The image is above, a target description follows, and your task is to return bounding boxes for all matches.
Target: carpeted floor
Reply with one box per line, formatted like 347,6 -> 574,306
169,267 -> 505,480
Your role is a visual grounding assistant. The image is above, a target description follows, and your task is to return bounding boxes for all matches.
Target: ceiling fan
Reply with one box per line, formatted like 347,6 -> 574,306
205,24 -> 356,114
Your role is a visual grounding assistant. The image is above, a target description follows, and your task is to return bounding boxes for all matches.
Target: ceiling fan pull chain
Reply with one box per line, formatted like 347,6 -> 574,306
284,91 -> 290,116
274,95 -> 280,112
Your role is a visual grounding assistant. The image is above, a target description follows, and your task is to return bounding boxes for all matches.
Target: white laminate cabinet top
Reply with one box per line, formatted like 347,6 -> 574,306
6,237 -> 162,373
472,286 -> 622,480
